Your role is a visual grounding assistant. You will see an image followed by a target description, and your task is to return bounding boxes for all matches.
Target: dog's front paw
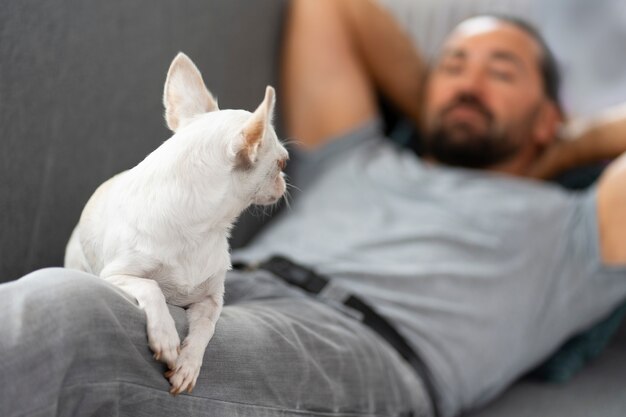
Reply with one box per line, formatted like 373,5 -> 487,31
166,343 -> 203,395
147,313 -> 181,370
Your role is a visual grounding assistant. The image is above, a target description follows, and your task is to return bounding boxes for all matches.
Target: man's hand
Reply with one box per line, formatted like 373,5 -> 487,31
528,104 -> 626,180
527,139 -> 578,180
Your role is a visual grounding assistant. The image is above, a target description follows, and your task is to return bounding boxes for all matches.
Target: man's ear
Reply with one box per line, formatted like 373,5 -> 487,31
233,86 -> 276,169
533,100 -> 563,147
163,52 -> 219,132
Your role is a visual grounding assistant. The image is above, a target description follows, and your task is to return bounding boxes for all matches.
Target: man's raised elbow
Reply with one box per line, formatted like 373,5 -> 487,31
597,153 -> 626,265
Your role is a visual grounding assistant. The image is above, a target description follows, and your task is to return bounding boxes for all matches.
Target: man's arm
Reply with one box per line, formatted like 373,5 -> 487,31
597,152 -> 626,265
536,105 -> 626,265
528,104 -> 626,264
281,0 -> 425,149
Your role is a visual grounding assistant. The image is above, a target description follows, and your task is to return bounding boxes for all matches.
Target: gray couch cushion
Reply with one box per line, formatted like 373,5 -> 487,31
464,340 -> 626,416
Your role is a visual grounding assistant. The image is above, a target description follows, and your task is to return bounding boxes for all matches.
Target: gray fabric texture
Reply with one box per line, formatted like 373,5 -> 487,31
233,121 -> 626,417
3,0 -> 626,415
0,267 -> 432,417
463,344 -> 626,417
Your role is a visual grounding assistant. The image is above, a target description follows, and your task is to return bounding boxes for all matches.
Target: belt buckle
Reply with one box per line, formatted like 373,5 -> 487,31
262,256 -> 328,294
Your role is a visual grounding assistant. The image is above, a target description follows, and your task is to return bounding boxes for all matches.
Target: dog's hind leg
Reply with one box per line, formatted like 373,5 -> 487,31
166,291 -> 223,395
64,226 -> 91,272
101,274 -> 181,370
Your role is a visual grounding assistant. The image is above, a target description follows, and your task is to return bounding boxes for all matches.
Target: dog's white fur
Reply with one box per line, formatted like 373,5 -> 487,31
64,52 -> 288,394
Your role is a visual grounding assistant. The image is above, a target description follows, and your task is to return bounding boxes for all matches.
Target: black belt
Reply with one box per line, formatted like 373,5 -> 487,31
234,255 -> 440,417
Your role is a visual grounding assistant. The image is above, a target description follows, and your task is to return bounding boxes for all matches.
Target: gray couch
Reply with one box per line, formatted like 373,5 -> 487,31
1,0 -> 624,416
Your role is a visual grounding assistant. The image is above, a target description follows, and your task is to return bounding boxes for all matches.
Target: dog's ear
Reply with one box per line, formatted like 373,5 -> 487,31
233,86 -> 276,170
163,52 -> 219,132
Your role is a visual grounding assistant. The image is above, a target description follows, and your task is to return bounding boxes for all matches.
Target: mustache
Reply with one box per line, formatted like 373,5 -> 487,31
440,94 -> 493,123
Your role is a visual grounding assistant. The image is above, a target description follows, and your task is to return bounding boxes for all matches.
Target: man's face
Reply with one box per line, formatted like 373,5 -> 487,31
422,17 -> 552,169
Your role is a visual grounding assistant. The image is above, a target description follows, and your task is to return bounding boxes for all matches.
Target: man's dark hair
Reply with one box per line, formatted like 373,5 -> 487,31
480,14 -> 562,113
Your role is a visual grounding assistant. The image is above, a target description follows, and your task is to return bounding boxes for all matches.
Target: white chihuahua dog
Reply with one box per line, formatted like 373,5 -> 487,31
64,52 -> 288,394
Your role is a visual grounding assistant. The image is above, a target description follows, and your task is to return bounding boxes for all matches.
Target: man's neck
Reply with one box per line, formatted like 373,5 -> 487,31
486,145 -> 537,177
425,146 -> 538,178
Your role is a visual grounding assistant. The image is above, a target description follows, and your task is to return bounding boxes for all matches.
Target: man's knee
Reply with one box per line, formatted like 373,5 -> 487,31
19,267 -> 135,305
8,267 -> 157,368
1,269 -> 170,416
12,267 -> 141,337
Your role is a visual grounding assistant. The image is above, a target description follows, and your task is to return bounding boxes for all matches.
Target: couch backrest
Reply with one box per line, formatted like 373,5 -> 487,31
0,0 -> 287,282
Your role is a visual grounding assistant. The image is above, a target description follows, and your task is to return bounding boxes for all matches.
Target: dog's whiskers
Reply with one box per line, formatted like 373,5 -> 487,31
281,137 -> 302,148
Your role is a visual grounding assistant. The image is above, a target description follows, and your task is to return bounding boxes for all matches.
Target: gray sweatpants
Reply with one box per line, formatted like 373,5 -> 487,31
0,268 -> 432,417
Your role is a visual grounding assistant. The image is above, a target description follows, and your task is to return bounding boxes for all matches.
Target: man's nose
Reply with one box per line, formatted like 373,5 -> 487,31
455,67 -> 487,96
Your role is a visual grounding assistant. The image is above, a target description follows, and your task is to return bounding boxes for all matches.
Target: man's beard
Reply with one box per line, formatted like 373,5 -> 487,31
422,94 -> 521,169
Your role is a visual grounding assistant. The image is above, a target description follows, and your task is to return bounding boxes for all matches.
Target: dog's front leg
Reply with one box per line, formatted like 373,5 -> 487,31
102,274 -> 181,369
166,292 -> 223,395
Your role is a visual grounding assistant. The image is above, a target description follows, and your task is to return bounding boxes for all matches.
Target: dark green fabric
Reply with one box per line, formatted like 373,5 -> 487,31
533,303 -> 626,382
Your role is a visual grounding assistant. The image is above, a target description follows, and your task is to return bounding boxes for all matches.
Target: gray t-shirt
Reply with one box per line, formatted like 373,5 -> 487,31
232,122 -> 626,417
